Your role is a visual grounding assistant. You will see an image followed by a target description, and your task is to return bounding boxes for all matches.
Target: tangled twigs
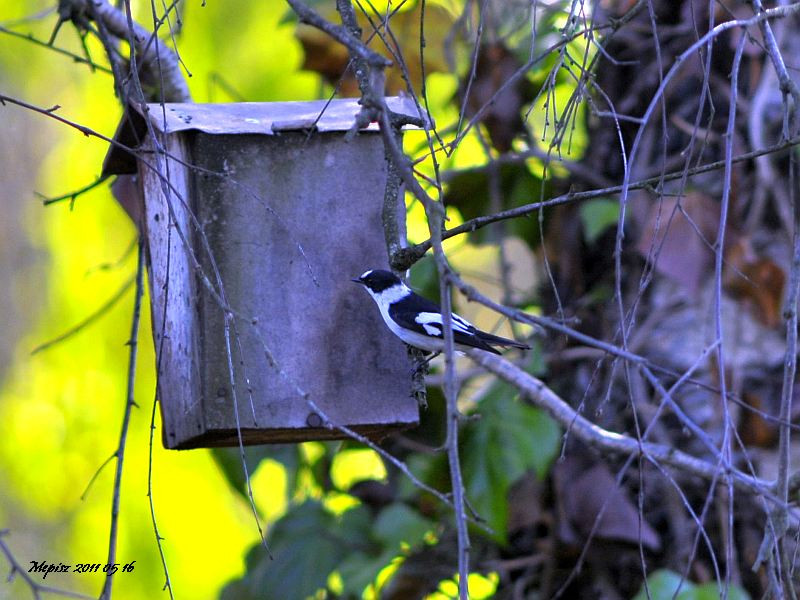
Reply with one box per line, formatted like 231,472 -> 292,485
287,0 -> 390,70
0,529 -> 93,600
53,0 -> 190,103
467,350 -> 793,503
285,1 -> 467,596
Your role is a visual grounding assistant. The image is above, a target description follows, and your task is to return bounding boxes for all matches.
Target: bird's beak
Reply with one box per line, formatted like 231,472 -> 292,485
351,278 -> 362,284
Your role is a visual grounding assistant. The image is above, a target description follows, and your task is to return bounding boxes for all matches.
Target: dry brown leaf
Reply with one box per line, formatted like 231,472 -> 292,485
738,392 -> 778,449
554,458 -> 661,552
636,191 -> 722,296
459,42 -> 536,152
723,237 -> 786,329
295,3 -> 453,96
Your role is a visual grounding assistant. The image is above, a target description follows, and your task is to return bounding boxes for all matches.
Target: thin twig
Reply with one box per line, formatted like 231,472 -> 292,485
437,266 -> 470,600
37,175 -> 109,206
466,350 -> 782,502
147,196 -> 175,600
287,0 -> 391,69
0,530 -> 94,600
306,399 -> 491,534
775,146 -> 800,595
290,4 -> 471,593
31,274 -> 135,355
99,240 -> 144,600
752,0 -> 800,136
395,135 -> 800,269
759,69 -> 800,598
80,453 -> 116,501
709,33 -> 746,594
0,25 -> 112,73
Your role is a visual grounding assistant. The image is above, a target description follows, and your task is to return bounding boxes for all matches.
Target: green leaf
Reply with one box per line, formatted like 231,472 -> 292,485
443,163 -> 546,246
579,198 -> 620,244
462,384 -> 561,542
333,503 -> 433,597
633,570 -> 751,600
213,445 -> 299,501
633,569 -> 692,600
220,501 -> 371,600
337,549 -> 397,598
693,582 -> 750,600
408,255 -> 440,301
374,503 -> 435,549
220,499 -> 437,600
338,503 -> 373,541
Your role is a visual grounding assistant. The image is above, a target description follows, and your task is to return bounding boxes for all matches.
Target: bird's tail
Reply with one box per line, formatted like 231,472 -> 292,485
477,331 -> 530,350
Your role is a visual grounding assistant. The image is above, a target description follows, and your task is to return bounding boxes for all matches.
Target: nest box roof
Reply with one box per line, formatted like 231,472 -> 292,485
102,96 -> 427,176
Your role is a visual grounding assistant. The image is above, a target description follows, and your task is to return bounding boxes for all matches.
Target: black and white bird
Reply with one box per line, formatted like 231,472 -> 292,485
352,269 -> 530,355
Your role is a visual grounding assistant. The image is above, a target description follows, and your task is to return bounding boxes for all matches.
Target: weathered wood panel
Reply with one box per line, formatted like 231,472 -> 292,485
139,135 -> 206,448
140,124 -> 417,448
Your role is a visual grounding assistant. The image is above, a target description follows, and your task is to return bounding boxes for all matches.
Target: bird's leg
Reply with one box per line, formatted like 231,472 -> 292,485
407,346 -> 433,408
418,351 -> 441,370
409,351 -> 441,379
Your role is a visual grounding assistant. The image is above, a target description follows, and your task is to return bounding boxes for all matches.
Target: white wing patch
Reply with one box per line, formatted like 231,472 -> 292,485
451,313 -> 474,332
421,322 -> 442,336
415,311 -> 473,335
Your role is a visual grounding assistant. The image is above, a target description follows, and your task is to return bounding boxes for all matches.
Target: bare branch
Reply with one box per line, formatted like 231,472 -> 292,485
306,398 -> 491,534
31,274 -> 134,355
57,0 -> 190,102
286,0 -> 391,69
466,350 -> 784,500
99,240 -> 144,600
0,530 -> 94,600
395,136 -> 800,270
752,0 -> 800,137
37,175 -> 110,207
0,25 -> 112,73
710,33 -> 747,592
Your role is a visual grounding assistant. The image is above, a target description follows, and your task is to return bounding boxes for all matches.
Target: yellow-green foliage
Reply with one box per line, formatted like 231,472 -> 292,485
0,1 -> 316,597
0,1 -> 573,597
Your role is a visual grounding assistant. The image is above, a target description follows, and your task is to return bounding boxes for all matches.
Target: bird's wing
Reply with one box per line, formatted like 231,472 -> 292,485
474,329 -> 531,350
407,292 -> 529,350
389,301 -> 500,353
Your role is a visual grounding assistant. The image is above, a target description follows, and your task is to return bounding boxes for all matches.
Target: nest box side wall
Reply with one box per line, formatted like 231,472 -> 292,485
187,130 -> 418,446
137,135 -> 206,448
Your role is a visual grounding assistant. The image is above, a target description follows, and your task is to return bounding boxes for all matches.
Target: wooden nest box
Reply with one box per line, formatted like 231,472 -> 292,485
104,98 -> 422,449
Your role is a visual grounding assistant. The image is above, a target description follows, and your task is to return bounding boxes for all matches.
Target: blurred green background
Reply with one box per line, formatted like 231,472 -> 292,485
0,1 -> 566,597
0,2 -> 318,597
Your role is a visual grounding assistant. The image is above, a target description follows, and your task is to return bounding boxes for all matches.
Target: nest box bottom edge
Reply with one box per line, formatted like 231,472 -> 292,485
164,420 -> 420,450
